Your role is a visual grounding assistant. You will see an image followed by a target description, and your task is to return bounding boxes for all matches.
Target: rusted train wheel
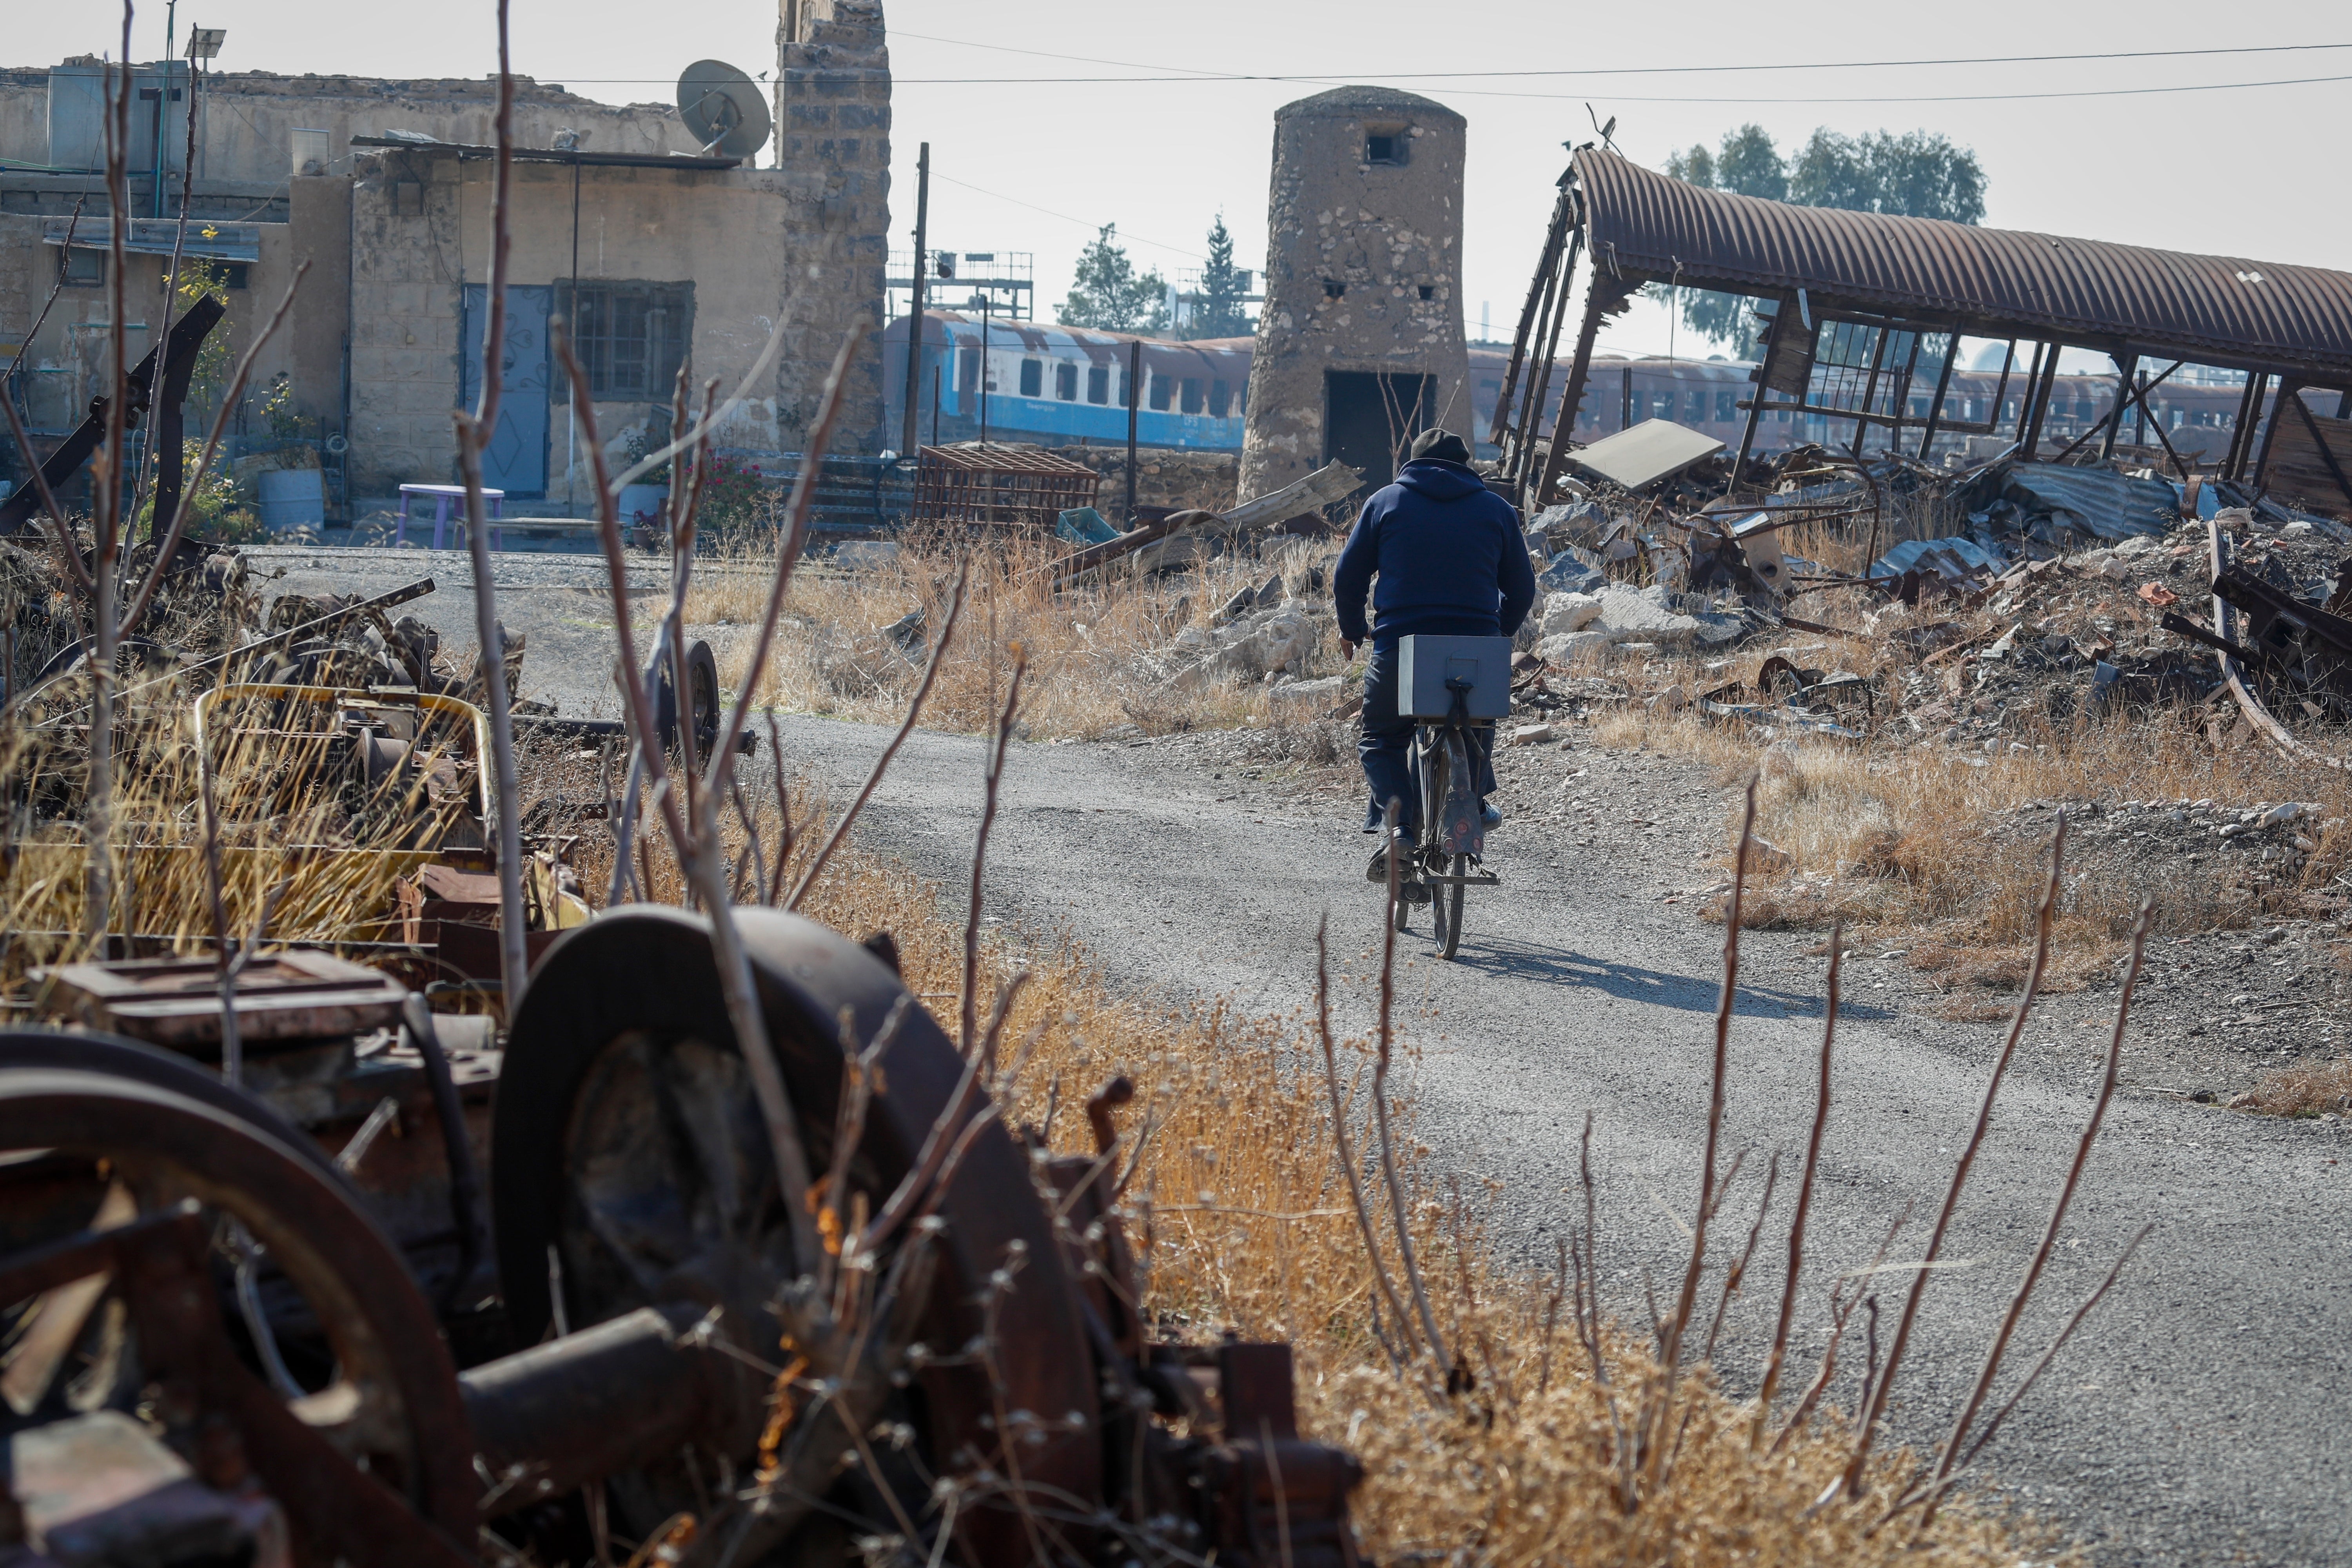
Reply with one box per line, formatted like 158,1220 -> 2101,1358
0,1061 -> 479,1561
494,907 -> 1103,1563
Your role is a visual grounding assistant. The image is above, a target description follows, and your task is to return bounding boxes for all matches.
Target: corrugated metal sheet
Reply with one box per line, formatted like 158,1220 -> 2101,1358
1576,149 -> 2352,383
1998,463 -> 2179,541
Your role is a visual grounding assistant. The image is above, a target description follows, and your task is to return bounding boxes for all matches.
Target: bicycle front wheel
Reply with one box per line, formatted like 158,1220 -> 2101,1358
1439,853 -> 1467,960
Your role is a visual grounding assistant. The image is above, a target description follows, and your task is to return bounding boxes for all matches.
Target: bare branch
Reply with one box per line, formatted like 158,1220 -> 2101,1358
705,326 -> 870,805
122,261 -> 310,636
786,559 -> 969,910
1913,898 -> 2156,1534
1838,813 -> 2069,1501
1374,795 -> 1450,1374
960,650 -> 1026,1056
1644,774 -> 1757,1494
1753,917 -> 1841,1448
1314,914 -> 1415,1376
0,392 -> 93,599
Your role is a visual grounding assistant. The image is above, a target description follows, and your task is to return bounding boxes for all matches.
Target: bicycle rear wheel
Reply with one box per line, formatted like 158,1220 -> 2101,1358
1439,853 -> 1467,960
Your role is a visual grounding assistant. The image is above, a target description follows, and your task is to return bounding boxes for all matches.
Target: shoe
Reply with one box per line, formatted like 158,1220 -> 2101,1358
1480,801 -> 1504,829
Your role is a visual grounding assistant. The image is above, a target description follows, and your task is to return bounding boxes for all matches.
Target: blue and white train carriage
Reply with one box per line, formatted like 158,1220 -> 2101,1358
882,311 -> 1252,451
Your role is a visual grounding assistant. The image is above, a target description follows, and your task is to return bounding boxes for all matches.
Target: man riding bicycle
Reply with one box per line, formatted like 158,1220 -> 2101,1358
1332,427 -> 1535,886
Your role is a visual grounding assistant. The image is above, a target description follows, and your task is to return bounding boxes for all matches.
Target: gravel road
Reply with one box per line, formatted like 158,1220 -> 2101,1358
249,546 -> 2352,1565
764,714 -> 2351,1568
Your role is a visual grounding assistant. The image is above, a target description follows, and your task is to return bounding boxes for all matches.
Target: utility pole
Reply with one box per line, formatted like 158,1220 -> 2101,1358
978,296 -> 990,447
153,0 -> 179,217
1125,339 -> 1140,524
900,142 -> 927,459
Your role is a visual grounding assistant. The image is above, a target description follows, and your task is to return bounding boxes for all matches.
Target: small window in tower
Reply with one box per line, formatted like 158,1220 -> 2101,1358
1087,364 -> 1109,405
1417,284 -> 1434,301
1019,357 -> 1042,397
1209,379 -> 1231,417
1323,280 -> 1346,299
1366,132 -> 1405,166
1056,361 -> 1078,401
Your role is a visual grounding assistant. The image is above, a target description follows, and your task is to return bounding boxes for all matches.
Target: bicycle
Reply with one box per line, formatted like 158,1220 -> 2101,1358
1390,675 -> 1501,961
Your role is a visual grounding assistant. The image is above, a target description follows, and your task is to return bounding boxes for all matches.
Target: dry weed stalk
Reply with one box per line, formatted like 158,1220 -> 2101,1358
1837,813 -> 2070,1502
450,0 -> 527,1002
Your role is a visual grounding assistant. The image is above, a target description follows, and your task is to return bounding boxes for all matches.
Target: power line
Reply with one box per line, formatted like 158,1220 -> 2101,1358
929,172 -> 1208,262
888,29 -> 2352,81
513,65 -> 2352,106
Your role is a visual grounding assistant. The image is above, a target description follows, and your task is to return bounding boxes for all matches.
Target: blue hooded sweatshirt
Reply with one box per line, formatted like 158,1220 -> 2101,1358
1332,458 -> 1536,648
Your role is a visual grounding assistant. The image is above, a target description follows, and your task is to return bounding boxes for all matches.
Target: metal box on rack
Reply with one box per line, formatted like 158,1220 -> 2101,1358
1396,633 -> 1514,720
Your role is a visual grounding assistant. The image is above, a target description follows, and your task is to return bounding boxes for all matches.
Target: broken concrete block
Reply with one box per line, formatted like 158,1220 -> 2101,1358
1648,684 -> 1688,712
1541,630 -> 1615,663
1748,836 -> 1795,872
1271,675 -> 1345,706
1541,591 -> 1603,635
1508,723 -> 1557,746
1595,586 -> 1704,646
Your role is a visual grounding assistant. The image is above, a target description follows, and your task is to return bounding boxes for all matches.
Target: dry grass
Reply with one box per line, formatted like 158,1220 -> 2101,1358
1588,653 -> 2352,974
2239,1058 -> 2352,1118
684,529 -> 1352,738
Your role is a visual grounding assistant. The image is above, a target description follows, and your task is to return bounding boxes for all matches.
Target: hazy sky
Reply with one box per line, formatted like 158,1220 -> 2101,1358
20,0 -> 2350,361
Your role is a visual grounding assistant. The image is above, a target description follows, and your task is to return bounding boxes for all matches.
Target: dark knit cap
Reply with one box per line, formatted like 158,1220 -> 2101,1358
1408,427 -> 1471,465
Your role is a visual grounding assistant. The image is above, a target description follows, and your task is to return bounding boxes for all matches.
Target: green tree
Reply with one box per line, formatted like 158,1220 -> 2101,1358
1789,129 -> 1984,222
1651,124 -> 1984,348
1058,224 -> 1168,334
1713,123 -> 1787,200
1181,214 -> 1252,339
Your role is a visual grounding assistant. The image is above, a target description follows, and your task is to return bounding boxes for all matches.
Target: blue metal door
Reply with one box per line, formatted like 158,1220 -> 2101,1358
460,284 -> 550,497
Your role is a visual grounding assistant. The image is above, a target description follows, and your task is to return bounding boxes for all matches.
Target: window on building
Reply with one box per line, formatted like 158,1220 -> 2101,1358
221,262 -> 250,290
1417,284 -> 1434,301
568,280 -> 692,399
59,247 -> 103,287
1056,360 -> 1078,401
1149,372 -> 1174,412
1087,363 -> 1109,405
1209,379 -> 1232,417
1323,280 -> 1346,299
1180,377 -> 1204,415
1365,131 -> 1406,166
1020,357 -> 1043,397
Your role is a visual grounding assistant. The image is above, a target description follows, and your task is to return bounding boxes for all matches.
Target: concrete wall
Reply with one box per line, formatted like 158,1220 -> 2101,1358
0,211 -> 296,439
344,135 -> 888,508
0,65 -> 697,183
1239,86 -> 1470,502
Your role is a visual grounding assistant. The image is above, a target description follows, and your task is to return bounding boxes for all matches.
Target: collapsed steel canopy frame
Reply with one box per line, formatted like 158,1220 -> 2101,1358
1504,149 -> 2352,511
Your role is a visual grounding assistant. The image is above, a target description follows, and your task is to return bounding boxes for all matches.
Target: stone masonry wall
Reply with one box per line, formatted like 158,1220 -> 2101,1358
1239,86 -> 1471,501
1046,446 -> 1238,516
772,0 -> 891,452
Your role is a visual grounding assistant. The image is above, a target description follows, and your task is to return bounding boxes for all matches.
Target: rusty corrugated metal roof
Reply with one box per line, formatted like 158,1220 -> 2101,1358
1575,148 -> 2352,384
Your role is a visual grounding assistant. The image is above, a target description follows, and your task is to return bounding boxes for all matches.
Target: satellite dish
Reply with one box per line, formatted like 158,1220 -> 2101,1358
677,60 -> 770,162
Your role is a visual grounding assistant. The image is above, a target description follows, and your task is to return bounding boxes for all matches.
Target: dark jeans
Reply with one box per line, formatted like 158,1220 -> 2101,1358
1358,639 -> 1497,836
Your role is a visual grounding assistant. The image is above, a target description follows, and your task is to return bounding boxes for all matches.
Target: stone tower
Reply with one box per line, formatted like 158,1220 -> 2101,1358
774,0 -> 891,449
1239,86 -> 1470,502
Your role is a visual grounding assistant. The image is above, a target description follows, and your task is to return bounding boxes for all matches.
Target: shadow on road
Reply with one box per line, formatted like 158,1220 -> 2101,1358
1431,935 -> 1887,1021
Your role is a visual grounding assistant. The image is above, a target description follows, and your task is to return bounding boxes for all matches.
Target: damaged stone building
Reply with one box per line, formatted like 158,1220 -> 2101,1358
0,0 -> 891,522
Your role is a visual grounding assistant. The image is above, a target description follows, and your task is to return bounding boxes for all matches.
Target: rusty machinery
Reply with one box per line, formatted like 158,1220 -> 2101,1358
0,909 -> 1365,1566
